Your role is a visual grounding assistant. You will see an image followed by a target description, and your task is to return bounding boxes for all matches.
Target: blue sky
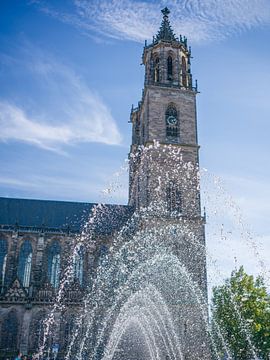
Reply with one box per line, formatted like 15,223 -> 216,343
0,0 -> 270,288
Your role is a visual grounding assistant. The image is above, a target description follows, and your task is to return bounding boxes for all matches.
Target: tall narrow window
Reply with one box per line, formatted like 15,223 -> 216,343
154,57 -> 160,82
0,311 -> 18,350
181,56 -> 187,87
167,183 -> 182,213
18,240 -> 32,288
0,239 -> 7,287
166,104 -> 178,139
167,56 -> 173,80
47,241 -> 61,288
73,244 -> 84,285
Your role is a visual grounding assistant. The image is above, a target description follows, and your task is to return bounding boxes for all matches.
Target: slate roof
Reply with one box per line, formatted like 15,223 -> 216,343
0,197 -> 133,235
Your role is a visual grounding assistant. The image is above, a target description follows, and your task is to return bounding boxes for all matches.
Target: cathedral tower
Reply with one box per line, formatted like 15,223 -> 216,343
128,8 -> 210,359
129,7 -> 200,217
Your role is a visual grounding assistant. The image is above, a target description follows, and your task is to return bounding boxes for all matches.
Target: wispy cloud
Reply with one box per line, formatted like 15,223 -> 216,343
34,0 -> 270,43
0,44 -> 122,153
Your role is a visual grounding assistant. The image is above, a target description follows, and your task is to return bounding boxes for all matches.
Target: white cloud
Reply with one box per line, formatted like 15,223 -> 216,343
35,0 -> 270,43
0,102 -> 70,153
0,47 -> 122,152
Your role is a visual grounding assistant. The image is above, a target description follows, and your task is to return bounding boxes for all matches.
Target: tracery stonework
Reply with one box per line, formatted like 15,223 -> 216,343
4,279 -> 27,300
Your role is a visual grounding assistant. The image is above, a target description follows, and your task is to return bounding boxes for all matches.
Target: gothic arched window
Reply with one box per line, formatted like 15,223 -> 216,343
0,310 -> 18,350
167,56 -> 173,80
17,240 -> 32,288
165,104 -> 178,139
73,244 -> 84,285
0,238 -> 8,287
47,240 -> 61,288
181,56 -> 187,87
166,183 -> 182,213
154,57 -> 160,82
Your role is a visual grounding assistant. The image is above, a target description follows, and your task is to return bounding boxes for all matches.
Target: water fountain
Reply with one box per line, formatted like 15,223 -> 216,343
32,141 -> 269,360
33,143 -> 216,360
33,7 -> 269,360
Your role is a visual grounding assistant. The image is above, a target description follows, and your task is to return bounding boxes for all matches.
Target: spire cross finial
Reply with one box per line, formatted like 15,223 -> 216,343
161,7 -> 170,18
154,7 -> 176,42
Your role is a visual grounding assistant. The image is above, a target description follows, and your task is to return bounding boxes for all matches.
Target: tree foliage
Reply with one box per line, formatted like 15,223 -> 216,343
211,266 -> 270,359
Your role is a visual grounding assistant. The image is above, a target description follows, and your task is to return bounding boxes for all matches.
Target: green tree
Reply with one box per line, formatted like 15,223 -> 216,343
211,266 -> 270,359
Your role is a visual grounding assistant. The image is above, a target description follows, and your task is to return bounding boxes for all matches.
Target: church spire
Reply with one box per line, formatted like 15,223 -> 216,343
140,7 -> 197,95
155,7 -> 177,42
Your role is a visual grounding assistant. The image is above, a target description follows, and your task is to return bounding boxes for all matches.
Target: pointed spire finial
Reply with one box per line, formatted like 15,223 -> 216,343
155,7 -> 176,42
161,7 -> 170,18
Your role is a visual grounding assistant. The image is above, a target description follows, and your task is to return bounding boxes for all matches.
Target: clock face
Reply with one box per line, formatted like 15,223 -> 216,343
167,115 -> 177,126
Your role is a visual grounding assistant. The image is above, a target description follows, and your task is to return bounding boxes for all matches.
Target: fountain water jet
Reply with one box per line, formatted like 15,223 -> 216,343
103,286 -> 183,360
30,136 -> 267,360
31,7 -> 269,358
63,215 -> 215,360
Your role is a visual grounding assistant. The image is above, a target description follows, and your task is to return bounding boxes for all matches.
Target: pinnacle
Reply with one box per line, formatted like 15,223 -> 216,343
155,7 -> 177,42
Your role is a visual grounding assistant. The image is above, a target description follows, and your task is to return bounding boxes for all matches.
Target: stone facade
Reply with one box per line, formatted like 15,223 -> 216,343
0,201 -> 131,358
